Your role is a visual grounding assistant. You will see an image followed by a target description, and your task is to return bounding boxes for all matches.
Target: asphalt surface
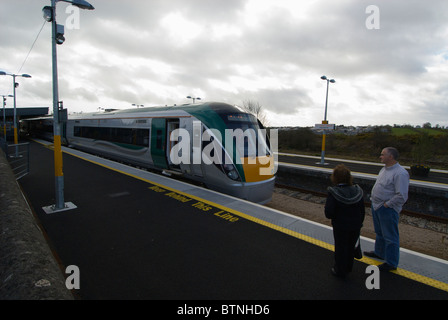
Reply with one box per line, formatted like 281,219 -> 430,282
0,148 -> 72,300
17,141 -> 448,299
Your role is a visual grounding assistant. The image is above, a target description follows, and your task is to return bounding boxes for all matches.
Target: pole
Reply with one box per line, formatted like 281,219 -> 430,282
12,74 -> 18,145
51,0 -> 65,210
319,80 -> 330,165
2,97 -> 6,138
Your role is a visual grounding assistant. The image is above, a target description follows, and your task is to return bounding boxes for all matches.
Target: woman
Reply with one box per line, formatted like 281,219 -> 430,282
325,164 -> 365,278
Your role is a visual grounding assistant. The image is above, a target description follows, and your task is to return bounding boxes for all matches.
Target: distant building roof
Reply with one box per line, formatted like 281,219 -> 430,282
0,107 -> 49,119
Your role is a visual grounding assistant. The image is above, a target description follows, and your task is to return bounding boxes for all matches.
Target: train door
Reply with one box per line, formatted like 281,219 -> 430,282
151,118 -> 168,169
190,120 -> 203,177
166,119 -> 180,170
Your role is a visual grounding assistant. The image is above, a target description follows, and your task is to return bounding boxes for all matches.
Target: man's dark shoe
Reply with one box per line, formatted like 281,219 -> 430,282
378,263 -> 397,272
363,251 -> 383,260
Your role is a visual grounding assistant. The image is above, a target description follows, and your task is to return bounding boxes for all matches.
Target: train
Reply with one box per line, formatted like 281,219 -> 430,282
21,102 -> 276,204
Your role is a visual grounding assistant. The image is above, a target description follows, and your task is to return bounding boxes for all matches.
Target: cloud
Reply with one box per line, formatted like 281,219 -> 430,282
1,0 -> 448,127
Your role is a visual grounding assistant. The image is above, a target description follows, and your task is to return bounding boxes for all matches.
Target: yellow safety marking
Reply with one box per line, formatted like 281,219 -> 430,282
13,127 -> 18,145
34,139 -> 448,293
358,256 -> 448,292
321,134 -> 326,151
53,135 -> 64,177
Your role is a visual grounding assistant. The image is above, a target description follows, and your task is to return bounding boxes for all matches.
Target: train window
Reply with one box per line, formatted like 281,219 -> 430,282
74,126 -> 149,147
219,113 -> 270,157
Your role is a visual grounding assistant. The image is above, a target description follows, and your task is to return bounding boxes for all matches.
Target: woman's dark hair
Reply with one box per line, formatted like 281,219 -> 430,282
330,164 -> 353,186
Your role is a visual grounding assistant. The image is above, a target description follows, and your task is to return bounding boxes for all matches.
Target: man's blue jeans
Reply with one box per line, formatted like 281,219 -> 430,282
371,205 -> 400,268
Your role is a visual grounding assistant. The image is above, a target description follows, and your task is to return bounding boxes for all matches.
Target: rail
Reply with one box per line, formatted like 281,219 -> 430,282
275,182 -> 448,227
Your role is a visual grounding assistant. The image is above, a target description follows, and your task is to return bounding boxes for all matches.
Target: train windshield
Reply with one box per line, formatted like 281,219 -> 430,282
220,113 -> 271,158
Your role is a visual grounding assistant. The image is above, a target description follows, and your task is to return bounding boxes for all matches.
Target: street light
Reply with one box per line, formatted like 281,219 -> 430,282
42,0 -> 94,213
187,96 -> 201,104
1,94 -> 14,139
319,75 -> 335,165
43,0 -> 94,17
0,71 -> 32,144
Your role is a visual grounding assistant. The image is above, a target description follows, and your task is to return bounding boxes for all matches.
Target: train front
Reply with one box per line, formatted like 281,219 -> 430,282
195,103 -> 277,204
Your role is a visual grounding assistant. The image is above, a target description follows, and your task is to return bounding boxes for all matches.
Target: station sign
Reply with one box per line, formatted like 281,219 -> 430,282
314,123 -> 335,130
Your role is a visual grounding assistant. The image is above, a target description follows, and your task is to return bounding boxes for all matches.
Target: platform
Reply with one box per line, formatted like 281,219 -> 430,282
278,152 -> 448,189
277,152 -> 448,220
18,140 -> 448,300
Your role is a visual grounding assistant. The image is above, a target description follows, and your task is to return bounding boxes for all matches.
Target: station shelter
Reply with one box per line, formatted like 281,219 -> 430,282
0,107 -> 49,142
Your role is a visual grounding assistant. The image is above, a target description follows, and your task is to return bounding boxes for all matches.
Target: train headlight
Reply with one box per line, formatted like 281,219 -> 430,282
227,170 -> 239,180
222,164 -> 240,181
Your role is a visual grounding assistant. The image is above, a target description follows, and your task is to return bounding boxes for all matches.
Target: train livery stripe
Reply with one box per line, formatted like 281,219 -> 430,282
240,156 -> 275,182
47,141 -> 448,293
186,105 -> 247,182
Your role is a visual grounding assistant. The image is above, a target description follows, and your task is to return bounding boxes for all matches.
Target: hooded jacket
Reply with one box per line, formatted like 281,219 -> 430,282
325,184 -> 365,231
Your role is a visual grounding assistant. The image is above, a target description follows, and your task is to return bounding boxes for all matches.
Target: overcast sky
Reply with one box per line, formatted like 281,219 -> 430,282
1,0 -> 447,127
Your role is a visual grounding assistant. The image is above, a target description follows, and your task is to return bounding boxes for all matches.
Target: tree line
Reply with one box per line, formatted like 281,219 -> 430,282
239,100 -> 447,168
276,126 -> 448,169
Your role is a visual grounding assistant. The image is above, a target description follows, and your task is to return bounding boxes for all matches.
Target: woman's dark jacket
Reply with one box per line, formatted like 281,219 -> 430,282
325,184 -> 365,231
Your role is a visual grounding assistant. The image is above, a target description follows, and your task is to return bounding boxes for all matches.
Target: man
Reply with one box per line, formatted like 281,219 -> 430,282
364,147 -> 410,271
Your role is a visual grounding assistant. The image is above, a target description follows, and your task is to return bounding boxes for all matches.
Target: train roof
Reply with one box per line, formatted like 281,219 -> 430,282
64,102 -> 242,117
101,102 -> 244,115
22,102 -> 253,127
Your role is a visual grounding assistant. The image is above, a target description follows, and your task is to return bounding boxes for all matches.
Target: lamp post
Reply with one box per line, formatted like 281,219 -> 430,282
187,96 -> 201,104
319,75 -> 335,165
1,94 -> 14,139
42,0 -> 94,212
0,72 -> 32,144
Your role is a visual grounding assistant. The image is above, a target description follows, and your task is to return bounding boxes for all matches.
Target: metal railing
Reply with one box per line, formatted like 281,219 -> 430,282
1,139 -> 30,180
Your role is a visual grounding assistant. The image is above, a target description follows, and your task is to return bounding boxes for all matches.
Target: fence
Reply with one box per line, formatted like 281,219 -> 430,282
0,138 -> 30,180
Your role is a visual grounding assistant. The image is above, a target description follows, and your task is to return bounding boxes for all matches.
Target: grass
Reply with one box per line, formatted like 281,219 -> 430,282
391,127 -> 448,137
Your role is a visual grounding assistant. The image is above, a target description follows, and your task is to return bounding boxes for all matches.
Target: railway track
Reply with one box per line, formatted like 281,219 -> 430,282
273,183 -> 448,228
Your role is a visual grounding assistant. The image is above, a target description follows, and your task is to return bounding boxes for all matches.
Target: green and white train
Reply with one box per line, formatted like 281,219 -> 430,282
22,102 -> 276,204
